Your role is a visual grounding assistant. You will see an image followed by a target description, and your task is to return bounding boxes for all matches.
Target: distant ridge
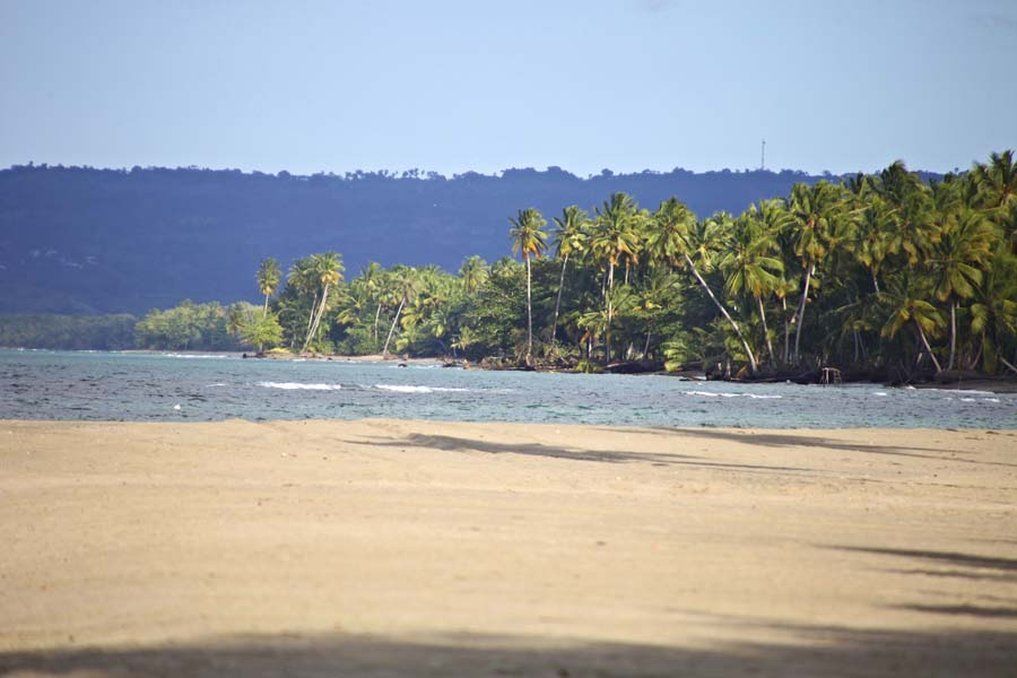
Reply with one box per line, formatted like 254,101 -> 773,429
0,163 -> 943,313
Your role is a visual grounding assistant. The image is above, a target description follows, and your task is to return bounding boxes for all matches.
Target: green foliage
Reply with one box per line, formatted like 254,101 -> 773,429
19,151 -> 1016,379
0,314 -> 137,350
239,311 -> 284,351
135,301 -> 240,350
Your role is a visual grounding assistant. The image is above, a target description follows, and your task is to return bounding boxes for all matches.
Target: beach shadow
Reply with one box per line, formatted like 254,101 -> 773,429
825,544 -> 1017,619
2,625 -> 1015,677
827,545 -> 1017,572
890,604 -> 1017,619
350,433 -> 812,473
602,427 -> 1017,468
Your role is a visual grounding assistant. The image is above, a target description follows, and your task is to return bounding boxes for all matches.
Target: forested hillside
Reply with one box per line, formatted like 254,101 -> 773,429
0,163 -> 897,313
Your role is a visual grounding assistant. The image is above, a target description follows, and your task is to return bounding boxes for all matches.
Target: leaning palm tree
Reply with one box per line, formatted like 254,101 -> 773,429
382,266 -> 419,357
880,274 -> 946,373
550,205 -> 588,343
257,258 -> 281,313
302,252 -> 344,352
720,206 -> 784,366
786,181 -> 845,364
646,197 -> 759,375
509,208 -> 547,365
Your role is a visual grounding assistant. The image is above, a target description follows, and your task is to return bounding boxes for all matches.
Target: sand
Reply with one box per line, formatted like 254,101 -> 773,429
1,419 -> 1015,676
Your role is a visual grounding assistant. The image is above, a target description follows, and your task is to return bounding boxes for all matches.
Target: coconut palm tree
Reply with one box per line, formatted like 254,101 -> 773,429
382,266 -> 419,357
646,197 -> 759,374
550,205 -> 588,343
970,252 -> 1017,374
591,194 -> 642,361
720,205 -> 785,366
459,255 -> 489,295
973,149 -> 1017,211
257,258 -> 281,313
786,181 -> 845,364
880,273 -> 945,373
929,207 -> 994,370
509,208 -> 547,365
302,252 -> 344,352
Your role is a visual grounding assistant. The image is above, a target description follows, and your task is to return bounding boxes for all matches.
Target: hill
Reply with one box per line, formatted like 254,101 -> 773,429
0,163 -> 935,314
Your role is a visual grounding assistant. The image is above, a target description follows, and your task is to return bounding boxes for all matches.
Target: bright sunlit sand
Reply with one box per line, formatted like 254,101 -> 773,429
2,419 -> 1015,676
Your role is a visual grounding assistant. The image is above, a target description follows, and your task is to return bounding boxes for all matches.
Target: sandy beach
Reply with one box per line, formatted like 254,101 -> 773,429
1,419 -> 1015,676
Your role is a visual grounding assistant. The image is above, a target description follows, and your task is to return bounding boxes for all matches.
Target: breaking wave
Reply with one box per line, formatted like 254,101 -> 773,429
257,381 -> 342,391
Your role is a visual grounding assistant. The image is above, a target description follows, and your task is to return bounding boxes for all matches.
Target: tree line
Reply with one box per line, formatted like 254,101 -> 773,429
238,151 -> 1016,379
4,151 -> 1013,381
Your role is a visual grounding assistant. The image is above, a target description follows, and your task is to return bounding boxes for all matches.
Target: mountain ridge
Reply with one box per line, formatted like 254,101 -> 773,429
0,163 -> 943,314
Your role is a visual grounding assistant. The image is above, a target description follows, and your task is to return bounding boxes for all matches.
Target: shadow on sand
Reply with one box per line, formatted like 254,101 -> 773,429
2,625 -> 1015,677
599,427 -> 1017,468
349,432 -> 812,473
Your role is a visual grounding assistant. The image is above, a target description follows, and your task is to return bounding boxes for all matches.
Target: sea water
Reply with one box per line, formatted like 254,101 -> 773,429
1,349 -> 1014,428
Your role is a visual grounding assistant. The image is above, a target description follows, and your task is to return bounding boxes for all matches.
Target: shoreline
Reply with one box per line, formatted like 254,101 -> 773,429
2,419 -> 1015,676
5,346 -> 1017,393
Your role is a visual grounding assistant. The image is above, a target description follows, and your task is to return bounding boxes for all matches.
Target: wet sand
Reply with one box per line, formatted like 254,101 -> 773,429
1,419 -> 1016,676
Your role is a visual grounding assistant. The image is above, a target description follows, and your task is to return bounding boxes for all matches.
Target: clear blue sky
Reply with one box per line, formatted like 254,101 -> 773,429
1,0 -> 1015,176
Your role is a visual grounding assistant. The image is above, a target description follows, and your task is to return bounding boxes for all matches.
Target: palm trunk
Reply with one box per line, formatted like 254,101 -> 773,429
915,320 -> 942,373
303,283 -> 330,352
793,261 -> 815,364
525,254 -> 533,365
782,297 -> 791,366
871,270 -> 881,295
373,303 -> 383,350
684,253 -> 758,375
643,328 -> 652,359
756,295 -> 774,366
304,290 -> 319,339
605,260 -> 615,363
382,295 -> 405,357
263,294 -> 270,315
947,300 -> 957,371
550,254 -> 569,344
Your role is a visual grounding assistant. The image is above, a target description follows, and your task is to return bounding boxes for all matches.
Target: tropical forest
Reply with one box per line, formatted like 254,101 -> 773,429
5,151 -> 1016,382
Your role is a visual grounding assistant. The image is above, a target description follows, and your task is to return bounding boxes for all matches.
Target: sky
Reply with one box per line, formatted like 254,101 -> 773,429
1,0 -> 1015,176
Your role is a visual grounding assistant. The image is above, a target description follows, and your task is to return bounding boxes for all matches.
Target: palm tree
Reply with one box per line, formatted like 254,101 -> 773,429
356,262 -> 384,348
973,149 -> 1017,211
286,256 -> 320,347
720,204 -> 785,366
854,196 -> 897,294
257,258 -> 281,313
786,181 -> 844,364
550,205 -> 588,344
646,197 -> 759,374
302,252 -> 344,352
591,194 -> 641,361
970,252 -> 1017,374
880,275 -> 945,373
382,266 -> 419,357
929,207 -> 994,370
509,208 -> 547,365
459,255 -> 489,295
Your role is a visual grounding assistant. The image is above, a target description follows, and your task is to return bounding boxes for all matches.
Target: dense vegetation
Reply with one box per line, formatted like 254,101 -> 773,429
3,152 -> 1012,383
0,163 -> 877,314
0,314 -> 137,350
241,151 -> 1016,380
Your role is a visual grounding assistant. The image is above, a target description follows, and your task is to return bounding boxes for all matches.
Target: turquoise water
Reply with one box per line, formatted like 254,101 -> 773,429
1,349 -> 1015,428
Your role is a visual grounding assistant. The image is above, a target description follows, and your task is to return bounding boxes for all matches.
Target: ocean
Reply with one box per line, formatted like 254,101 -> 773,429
1,349 -> 1014,428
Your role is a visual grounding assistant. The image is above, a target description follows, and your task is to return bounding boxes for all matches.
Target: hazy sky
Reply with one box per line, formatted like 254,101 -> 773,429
1,0 -> 1015,175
